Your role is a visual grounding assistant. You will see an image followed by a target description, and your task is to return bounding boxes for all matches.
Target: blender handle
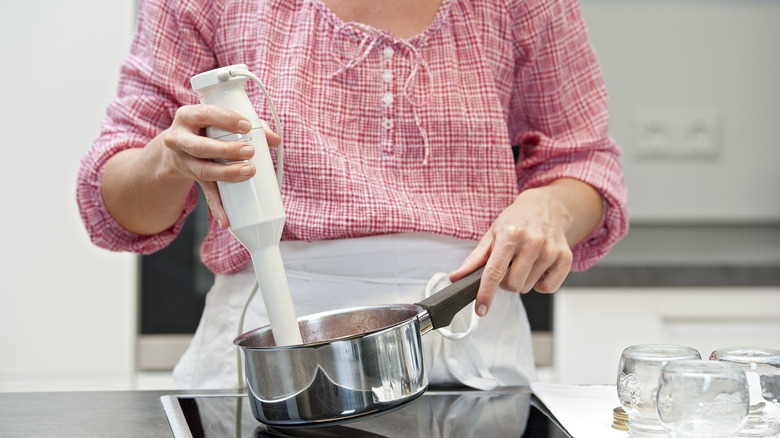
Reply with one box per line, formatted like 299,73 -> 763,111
417,266 -> 484,330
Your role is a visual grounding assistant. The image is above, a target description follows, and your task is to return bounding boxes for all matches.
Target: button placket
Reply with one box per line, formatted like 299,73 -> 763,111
380,44 -> 395,158
381,69 -> 393,83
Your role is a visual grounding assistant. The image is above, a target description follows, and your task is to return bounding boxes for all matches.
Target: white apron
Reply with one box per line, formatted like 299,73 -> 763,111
173,233 -> 537,389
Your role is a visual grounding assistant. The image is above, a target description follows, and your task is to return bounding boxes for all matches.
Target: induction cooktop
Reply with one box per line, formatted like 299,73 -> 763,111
161,388 -> 571,438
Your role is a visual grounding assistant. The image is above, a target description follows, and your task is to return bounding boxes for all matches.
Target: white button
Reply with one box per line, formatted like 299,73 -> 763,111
381,92 -> 393,105
382,119 -> 394,130
381,69 -> 393,83
383,46 -> 394,59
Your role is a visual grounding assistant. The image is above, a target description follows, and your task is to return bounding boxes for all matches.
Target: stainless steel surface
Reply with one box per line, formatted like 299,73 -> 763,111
161,394 -> 194,437
234,267 -> 484,426
236,305 -> 428,426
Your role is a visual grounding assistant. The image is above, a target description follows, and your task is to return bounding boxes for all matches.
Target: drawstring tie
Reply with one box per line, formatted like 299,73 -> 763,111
330,22 -> 381,77
330,22 -> 433,164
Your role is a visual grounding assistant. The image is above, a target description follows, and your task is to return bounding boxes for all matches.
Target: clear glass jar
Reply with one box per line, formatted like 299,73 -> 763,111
618,344 -> 702,437
710,347 -> 780,437
657,360 -> 749,438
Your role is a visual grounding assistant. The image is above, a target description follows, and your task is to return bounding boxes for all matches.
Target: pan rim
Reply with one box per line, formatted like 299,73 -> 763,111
233,303 -> 424,350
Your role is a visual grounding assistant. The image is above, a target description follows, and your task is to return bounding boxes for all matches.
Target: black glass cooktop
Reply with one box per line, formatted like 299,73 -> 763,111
161,389 -> 570,438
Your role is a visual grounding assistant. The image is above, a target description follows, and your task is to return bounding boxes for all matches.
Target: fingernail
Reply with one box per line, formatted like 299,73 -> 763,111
239,146 -> 253,157
477,304 -> 487,317
239,165 -> 253,175
238,120 -> 252,132
217,219 -> 224,228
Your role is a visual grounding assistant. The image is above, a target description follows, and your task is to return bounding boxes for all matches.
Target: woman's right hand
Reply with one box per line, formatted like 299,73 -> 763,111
101,104 -> 281,235
161,104 -> 281,228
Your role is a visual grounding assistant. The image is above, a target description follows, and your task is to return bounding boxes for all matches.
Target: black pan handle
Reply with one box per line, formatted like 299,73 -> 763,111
416,266 -> 484,330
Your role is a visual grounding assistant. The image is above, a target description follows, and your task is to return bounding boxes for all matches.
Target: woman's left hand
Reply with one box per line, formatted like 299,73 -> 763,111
450,178 -> 603,317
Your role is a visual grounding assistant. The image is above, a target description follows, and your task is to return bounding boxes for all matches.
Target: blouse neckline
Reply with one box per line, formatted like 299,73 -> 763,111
307,0 -> 452,47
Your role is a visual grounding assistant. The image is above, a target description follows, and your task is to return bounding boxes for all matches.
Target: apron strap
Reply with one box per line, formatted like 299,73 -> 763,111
423,272 -> 479,340
424,272 -> 501,391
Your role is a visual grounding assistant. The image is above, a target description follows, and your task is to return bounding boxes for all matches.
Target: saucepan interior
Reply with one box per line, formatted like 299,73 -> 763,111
235,304 -> 423,349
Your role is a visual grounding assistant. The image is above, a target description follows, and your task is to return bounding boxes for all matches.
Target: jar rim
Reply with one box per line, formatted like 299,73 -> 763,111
710,347 -> 780,364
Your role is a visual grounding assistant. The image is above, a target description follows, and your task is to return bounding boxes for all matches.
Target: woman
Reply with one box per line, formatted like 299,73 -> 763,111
77,0 -> 628,389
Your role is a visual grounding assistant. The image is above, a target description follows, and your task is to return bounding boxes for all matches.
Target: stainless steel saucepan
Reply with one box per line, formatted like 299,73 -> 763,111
234,267 -> 484,427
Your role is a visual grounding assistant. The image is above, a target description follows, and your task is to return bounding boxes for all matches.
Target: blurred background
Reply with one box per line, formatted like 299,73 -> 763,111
1,0 -> 778,392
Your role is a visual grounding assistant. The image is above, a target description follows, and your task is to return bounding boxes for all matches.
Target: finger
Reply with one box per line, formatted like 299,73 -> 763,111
260,120 -> 282,148
178,153 -> 256,183
521,245 -> 566,293
499,228 -> 545,293
533,250 -> 572,293
175,104 -> 251,134
475,238 -> 515,317
200,181 -> 230,228
518,245 -> 559,293
165,128 -> 255,162
502,257 -> 535,293
450,235 -> 492,282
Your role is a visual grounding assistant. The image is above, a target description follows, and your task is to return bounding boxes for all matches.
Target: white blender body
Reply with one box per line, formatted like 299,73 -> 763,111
190,64 -> 302,346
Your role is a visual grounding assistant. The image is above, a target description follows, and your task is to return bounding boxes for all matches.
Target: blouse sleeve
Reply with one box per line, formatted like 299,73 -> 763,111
508,0 -> 629,270
76,0 -> 224,254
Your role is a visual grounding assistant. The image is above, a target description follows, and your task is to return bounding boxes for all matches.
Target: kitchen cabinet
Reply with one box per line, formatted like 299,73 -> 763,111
553,286 -> 780,384
552,224 -> 780,384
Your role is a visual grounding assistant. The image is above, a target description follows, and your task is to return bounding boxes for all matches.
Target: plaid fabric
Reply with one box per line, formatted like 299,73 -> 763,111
77,0 -> 628,274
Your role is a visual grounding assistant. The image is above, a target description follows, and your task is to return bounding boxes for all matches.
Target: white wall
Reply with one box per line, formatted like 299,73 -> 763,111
0,2 -> 137,391
581,1 -> 780,223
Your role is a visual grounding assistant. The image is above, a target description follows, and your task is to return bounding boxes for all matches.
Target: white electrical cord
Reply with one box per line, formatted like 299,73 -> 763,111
227,68 -> 285,190
236,281 -> 260,391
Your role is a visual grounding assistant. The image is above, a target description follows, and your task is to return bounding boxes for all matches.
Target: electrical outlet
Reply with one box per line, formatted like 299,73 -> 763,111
635,112 -> 675,155
634,109 -> 723,159
678,110 -> 722,156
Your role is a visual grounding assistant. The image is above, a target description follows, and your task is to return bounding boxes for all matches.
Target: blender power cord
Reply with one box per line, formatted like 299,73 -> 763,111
224,68 -> 284,189
236,281 -> 260,391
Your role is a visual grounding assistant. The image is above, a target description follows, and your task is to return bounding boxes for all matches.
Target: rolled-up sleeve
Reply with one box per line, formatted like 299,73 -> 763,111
509,0 -> 629,270
76,0 -> 223,254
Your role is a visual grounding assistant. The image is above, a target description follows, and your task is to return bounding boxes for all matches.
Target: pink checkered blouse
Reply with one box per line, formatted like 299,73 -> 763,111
77,0 -> 628,275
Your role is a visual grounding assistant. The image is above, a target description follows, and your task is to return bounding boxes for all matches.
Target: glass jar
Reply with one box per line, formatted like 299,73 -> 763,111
657,360 -> 749,438
618,344 -> 702,437
710,347 -> 780,437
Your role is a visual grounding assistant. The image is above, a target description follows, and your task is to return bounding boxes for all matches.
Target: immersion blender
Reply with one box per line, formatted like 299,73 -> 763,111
190,64 -> 303,346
